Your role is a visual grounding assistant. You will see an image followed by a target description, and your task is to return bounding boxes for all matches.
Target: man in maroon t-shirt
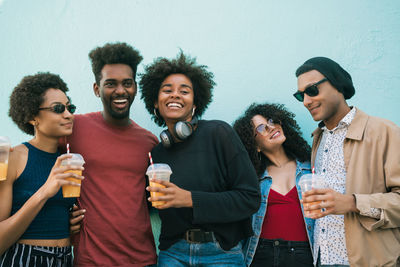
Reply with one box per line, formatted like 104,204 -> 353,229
67,42 -> 158,267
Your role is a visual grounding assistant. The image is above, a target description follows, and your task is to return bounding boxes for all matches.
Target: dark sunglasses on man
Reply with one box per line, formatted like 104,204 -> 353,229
39,103 -> 77,114
293,78 -> 328,102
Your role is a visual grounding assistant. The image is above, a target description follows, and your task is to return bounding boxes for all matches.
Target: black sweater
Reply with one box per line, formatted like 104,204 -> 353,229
152,120 -> 260,250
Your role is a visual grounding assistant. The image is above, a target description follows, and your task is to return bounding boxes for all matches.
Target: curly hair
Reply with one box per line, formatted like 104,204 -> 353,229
139,51 -> 215,127
233,103 -> 311,177
89,42 -> 143,84
9,72 -> 69,136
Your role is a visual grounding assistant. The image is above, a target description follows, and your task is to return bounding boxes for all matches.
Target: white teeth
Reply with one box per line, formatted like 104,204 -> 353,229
167,103 -> 183,108
271,131 -> 280,139
113,99 -> 127,104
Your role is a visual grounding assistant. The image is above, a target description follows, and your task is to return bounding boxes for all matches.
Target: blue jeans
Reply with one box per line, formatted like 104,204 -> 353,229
158,238 -> 245,266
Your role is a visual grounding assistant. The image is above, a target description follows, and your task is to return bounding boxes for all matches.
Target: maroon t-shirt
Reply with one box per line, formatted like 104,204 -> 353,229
65,112 -> 158,267
260,186 -> 308,241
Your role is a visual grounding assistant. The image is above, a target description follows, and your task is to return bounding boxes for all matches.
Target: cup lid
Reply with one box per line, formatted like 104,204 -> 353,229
61,153 -> 85,165
0,136 -> 11,146
146,163 -> 172,175
299,173 -> 324,188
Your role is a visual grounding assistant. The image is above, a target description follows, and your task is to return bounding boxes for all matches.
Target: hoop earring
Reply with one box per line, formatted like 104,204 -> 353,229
192,107 -> 196,117
258,152 -> 262,161
154,108 -> 158,118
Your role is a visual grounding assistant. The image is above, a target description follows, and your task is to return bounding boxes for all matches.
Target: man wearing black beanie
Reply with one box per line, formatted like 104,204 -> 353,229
294,57 -> 400,267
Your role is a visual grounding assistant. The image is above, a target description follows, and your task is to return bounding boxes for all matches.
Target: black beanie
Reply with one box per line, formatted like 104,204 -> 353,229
295,57 -> 355,100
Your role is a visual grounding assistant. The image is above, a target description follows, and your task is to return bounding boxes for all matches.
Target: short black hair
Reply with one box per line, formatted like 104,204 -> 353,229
89,42 -> 143,84
139,51 -> 215,127
233,103 -> 311,176
9,72 -> 69,135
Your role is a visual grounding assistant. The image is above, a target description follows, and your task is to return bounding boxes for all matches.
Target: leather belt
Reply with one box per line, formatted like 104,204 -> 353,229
183,229 -> 214,243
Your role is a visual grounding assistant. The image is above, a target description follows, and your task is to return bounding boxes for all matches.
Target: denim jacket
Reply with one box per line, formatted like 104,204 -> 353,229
242,160 -> 315,266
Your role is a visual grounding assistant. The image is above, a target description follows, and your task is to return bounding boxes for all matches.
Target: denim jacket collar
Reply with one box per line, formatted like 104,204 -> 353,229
260,159 -> 311,182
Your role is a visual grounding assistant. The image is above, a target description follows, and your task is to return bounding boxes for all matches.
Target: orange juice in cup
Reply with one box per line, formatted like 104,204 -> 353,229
149,182 -> 166,206
299,173 -> 325,216
61,153 -> 85,197
0,162 -> 8,181
146,163 -> 172,207
0,136 -> 11,181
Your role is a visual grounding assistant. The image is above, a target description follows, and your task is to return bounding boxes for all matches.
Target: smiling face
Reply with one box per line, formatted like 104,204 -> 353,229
155,74 -> 196,129
252,114 -> 286,153
33,88 -> 74,138
297,70 -> 349,129
94,64 -> 136,125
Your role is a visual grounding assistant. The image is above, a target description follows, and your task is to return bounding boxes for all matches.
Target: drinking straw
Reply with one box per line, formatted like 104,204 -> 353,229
66,143 -> 71,165
311,166 -> 315,188
148,152 -> 156,179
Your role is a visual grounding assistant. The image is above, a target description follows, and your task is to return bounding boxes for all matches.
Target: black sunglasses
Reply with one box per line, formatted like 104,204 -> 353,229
39,104 -> 76,114
293,78 -> 328,102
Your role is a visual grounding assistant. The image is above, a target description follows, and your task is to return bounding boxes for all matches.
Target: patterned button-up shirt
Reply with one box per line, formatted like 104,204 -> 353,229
313,108 -> 357,265
313,107 -> 382,265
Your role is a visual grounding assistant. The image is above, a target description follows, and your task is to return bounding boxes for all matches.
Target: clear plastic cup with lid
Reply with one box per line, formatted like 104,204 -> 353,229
146,163 -> 172,207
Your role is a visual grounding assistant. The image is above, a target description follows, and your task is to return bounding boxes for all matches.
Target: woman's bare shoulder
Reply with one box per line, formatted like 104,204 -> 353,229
8,144 -> 29,180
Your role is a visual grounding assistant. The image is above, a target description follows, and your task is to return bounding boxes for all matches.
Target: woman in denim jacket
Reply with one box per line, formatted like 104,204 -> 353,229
233,103 -> 315,267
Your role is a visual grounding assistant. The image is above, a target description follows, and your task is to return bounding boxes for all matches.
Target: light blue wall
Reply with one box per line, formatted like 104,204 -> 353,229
1,0 -> 399,145
1,0 -> 399,253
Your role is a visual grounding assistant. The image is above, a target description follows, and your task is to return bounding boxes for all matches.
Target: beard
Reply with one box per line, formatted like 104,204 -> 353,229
104,96 -> 134,120
109,108 -> 131,119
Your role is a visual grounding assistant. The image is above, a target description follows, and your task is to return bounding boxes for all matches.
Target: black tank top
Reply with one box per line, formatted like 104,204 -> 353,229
11,142 -> 75,239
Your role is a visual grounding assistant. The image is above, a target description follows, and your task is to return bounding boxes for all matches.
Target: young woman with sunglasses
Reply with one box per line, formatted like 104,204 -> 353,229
0,72 -> 83,266
233,103 -> 314,267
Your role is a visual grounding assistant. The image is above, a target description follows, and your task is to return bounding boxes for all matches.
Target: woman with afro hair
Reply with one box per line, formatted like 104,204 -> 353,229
140,52 -> 260,266
233,103 -> 314,267
0,72 -> 83,266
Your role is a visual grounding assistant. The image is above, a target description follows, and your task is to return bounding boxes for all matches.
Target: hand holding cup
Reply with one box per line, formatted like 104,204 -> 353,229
146,163 -> 172,207
299,173 -> 325,217
61,153 -> 85,198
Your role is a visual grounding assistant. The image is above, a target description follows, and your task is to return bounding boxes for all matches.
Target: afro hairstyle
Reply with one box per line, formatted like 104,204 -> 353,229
139,51 -> 215,127
9,72 -> 69,135
89,42 -> 143,84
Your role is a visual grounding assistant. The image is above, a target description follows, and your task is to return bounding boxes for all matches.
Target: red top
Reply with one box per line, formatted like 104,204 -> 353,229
64,112 -> 158,267
260,186 -> 308,241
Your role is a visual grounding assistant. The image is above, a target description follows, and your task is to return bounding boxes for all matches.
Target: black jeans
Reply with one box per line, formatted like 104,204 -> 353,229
250,238 -> 313,267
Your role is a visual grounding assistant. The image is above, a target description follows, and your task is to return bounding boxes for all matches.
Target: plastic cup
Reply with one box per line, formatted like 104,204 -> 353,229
61,153 -> 85,198
146,163 -> 172,207
0,136 -> 11,181
299,173 -> 325,216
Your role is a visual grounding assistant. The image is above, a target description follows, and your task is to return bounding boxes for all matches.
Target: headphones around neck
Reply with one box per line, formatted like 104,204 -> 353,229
160,117 -> 198,148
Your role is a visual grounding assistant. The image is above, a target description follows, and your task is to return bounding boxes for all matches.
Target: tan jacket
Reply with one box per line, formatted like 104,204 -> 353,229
311,108 -> 400,267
